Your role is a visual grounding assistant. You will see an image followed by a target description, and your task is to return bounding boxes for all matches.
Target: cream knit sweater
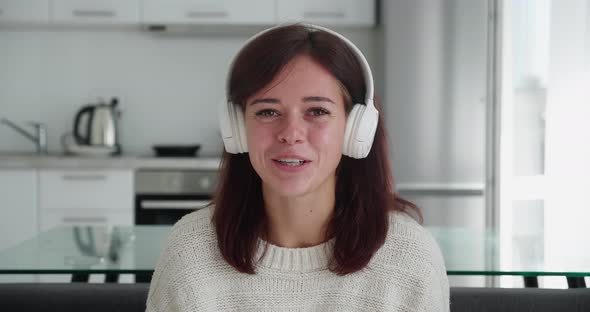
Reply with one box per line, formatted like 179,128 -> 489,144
146,207 -> 450,312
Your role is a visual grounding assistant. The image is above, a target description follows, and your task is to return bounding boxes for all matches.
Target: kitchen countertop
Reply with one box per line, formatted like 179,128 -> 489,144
0,153 -> 222,170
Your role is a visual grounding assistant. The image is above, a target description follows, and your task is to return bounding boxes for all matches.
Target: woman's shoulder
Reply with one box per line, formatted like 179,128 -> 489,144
146,207 -> 221,311
363,211 -> 449,311
161,206 -> 217,253
169,206 -> 214,236
377,210 -> 447,273
387,210 -> 435,245
153,207 -> 219,271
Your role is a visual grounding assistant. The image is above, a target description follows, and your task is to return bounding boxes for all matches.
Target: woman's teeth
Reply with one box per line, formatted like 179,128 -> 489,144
276,159 -> 305,166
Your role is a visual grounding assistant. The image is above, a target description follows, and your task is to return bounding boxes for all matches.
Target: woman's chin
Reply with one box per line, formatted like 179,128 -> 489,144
264,181 -> 311,198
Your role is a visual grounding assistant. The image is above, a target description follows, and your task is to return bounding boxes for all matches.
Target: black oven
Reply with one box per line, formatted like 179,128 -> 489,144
134,169 -> 217,225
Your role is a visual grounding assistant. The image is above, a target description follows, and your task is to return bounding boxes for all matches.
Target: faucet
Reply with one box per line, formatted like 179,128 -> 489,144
1,118 -> 48,155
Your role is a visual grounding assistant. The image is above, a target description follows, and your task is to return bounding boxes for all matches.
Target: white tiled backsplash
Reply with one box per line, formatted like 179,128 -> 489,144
0,28 -> 378,156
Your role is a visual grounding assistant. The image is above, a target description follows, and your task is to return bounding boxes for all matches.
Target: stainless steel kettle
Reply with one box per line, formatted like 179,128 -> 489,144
73,97 -> 121,153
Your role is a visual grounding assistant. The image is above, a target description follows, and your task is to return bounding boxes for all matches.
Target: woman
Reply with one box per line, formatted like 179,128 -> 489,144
146,23 -> 449,312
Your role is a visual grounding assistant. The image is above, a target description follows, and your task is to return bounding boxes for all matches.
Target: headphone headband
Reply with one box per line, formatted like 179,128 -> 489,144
225,23 -> 375,110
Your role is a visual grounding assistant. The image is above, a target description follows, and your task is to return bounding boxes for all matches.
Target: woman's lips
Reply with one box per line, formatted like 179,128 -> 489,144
271,156 -> 312,173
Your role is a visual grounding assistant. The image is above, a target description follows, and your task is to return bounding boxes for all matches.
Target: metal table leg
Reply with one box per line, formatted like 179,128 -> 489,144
566,277 -> 586,288
523,276 -> 539,288
71,273 -> 90,283
105,273 -> 119,283
135,272 -> 153,283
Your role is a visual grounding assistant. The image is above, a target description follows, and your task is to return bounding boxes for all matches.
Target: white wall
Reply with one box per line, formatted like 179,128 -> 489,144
0,27 -> 377,156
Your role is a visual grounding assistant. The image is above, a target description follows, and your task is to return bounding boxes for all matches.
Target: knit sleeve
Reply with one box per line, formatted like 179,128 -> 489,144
423,233 -> 451,312
380,212 -> 451,312
145,229 -> 183,312
145,208 -> 215,312
427,264 -> 450,311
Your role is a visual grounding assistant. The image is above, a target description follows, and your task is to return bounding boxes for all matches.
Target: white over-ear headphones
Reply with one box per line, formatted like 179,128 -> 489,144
219,23 -> 378,159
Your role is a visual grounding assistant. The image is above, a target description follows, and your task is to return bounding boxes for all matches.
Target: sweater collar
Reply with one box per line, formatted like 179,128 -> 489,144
255,238 -> 335,272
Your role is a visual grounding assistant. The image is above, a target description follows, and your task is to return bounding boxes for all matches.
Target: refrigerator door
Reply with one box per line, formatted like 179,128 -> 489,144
382,0 -> 490,286
383,0 -> 488,227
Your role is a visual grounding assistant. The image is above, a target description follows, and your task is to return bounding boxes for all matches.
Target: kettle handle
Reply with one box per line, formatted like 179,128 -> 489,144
73,105 -> 94,145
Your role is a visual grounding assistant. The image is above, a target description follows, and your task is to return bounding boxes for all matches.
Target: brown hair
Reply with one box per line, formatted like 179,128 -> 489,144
213,24 -> 421,275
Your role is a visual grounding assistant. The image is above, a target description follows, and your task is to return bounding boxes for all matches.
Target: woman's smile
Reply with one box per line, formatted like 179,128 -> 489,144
271,154 -> 312,172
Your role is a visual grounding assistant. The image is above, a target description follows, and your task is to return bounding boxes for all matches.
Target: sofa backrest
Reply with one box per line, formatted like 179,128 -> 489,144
0,283 -> 149,312
451,287 -> 590,312
0,283 -> 589,312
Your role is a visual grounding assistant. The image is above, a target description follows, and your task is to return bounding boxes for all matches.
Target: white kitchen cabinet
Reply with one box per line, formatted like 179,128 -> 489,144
37,169 -> 134,283
51,0 -> 140,25
0,170 -> 38,251
276,0 -> 375,27
3,0 -> 376,28
0,0 -> 50,24
142,0 -> 275,25
0,170 -> 38,282
39,169 -> 134,231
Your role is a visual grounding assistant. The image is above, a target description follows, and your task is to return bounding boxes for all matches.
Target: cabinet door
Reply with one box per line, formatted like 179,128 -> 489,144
39,169 -> 133,212
39,169 -> 134,230
276,0 -> 375,27
51,0 -> 140,24
0,170 -> 38,251
0,0 -> 49,24
143,0 -> 275,25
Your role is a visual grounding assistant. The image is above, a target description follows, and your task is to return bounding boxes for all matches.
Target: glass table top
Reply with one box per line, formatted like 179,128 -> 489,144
0,226 -> 169,274
0,225 -> 589,276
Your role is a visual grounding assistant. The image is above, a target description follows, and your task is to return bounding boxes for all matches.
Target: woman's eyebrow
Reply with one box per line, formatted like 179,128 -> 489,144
249,98 -> 280,105
249,96 -> 335,105
303,96 -> 335,104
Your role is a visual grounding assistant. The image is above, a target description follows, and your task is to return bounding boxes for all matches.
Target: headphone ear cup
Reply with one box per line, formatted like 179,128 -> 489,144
218,101 -> 248,154
234,104 -> 248,153
343,104 -> 361,157
343,103 -> 379,159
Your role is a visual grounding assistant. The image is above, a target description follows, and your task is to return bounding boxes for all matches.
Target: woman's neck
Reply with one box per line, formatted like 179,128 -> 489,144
262,179 -> 335,248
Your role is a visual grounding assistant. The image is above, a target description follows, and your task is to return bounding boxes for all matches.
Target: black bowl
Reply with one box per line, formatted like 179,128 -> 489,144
152,145 -> 201,157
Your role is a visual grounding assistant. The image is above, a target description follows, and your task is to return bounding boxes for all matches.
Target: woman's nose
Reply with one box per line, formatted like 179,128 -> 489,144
277,116 -> 305,145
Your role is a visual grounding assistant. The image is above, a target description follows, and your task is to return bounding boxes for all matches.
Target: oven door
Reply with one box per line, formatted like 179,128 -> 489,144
135,194 -> 211,225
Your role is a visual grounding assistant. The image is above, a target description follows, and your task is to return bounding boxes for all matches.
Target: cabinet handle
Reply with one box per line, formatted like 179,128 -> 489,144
61,174 -> 107,181
140,200 -> 210,210
72,9 -> 116,18
396,183 -> 485,196
62,216 -> 107,223
186,10 -> 228,19
303,10 -> 346,19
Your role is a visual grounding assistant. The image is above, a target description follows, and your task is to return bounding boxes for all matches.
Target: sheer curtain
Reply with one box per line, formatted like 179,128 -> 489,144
543,0 -> 590,288
499,0 -> 590,288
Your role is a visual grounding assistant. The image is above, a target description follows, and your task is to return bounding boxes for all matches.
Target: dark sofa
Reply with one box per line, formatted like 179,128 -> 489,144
0,283 -> 589,312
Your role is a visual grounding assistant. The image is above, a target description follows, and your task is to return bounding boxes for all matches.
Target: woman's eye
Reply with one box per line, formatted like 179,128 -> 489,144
255,109 -> 279,117
309,107 -> 330,117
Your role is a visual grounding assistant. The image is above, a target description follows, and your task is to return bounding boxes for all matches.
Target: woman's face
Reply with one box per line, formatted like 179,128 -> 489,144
244,54 -> 347,198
